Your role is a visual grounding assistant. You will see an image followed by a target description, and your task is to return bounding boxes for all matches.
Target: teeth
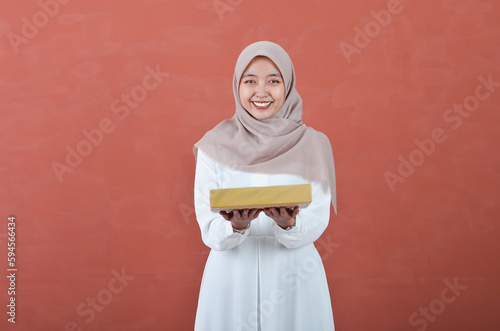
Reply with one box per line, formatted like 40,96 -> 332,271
253,102 -> 271,107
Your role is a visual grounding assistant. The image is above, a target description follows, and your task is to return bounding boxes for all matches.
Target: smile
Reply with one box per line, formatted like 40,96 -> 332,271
252,101 -> 272,109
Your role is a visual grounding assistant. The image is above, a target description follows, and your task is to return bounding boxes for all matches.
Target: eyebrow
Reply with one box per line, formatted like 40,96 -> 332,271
242,73 -> 282,78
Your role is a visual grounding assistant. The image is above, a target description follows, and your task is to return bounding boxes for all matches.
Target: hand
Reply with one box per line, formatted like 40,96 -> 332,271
219,209 -> 262,231
264,207 -> 299,229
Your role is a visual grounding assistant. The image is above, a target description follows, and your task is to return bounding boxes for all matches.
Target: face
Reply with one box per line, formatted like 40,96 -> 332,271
238,56 -> 285,120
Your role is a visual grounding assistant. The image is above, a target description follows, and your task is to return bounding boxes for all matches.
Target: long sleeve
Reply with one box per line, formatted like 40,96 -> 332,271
271,179 -> 332,249
194,149 -> 248,251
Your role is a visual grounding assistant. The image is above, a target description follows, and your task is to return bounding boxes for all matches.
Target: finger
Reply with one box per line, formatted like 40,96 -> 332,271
266,208 -> 277,218
279,207 -> 287,216
291,207 -> 300,218
232,210 -> 241,220
242,209 -> 249,218
219,211 -> 230,221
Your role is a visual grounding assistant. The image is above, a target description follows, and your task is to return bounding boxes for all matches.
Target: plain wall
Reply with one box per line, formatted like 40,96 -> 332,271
1,0 -> 499,330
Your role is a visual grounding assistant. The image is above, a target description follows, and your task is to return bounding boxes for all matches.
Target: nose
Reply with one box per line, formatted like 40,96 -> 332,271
254,83 -> 268,97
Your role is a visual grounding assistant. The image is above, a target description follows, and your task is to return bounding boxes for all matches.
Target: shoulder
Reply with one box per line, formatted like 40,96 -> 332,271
194,118 -> 237,152
303,126 -> 332,148
201,118 -> 237,140
195,147 -> 217,172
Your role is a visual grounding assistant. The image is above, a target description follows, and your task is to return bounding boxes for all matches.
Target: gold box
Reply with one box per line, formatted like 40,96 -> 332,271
210,184 -> 312,212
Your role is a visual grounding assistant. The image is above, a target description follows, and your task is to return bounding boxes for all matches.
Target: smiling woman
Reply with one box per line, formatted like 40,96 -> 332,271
193,41 -> 337,331
239,56 -> 286,120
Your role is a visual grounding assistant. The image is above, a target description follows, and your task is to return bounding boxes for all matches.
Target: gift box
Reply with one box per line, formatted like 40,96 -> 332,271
210,184 -> 312,212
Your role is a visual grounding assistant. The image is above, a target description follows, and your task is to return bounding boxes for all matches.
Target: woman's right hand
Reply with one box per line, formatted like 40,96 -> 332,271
219,209 -> 262,231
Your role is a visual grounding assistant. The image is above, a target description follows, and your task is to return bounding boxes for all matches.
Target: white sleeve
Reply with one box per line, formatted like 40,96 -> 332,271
271,180 -> 331,249
194,149 -> 249,251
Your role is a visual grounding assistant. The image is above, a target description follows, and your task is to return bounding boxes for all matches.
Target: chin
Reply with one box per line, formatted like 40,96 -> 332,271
251,112 -> 271,120
250,109 -> 277,120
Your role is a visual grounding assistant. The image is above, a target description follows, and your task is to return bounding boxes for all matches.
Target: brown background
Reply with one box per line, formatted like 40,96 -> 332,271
1,0 -> 499,330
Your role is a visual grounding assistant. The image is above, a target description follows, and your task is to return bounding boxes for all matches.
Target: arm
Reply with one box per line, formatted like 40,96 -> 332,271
270,180 -> 332,249
194,149 -> 251,251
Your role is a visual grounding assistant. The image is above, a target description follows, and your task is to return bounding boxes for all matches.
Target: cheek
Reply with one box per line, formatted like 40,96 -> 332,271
273,88 -> 285,106
238,86 -> 250,103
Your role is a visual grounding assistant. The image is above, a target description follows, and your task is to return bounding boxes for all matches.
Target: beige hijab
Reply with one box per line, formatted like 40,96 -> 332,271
194,41 -> 336,213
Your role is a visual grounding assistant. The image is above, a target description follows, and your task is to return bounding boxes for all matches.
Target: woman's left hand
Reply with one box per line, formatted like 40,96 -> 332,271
264,207 -> 299,229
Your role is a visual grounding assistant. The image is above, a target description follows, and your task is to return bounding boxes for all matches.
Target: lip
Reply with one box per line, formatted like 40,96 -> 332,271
251,101 -> 273,110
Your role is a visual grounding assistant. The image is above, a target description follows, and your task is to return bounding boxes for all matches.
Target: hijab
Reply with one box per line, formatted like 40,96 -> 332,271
194,41 -> 336,213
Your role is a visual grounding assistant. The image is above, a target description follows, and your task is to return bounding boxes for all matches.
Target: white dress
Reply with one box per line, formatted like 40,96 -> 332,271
194,149 -> 335,331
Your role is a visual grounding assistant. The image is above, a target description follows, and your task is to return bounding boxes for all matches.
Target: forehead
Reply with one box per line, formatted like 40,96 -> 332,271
242,56 -> 281,74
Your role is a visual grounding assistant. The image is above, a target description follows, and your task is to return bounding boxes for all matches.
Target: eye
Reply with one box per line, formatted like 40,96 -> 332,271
269,79 -> 281,84
243,79 -> 255,84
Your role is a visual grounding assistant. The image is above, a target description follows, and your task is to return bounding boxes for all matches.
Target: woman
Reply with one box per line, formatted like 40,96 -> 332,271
193,41 -> 337,331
